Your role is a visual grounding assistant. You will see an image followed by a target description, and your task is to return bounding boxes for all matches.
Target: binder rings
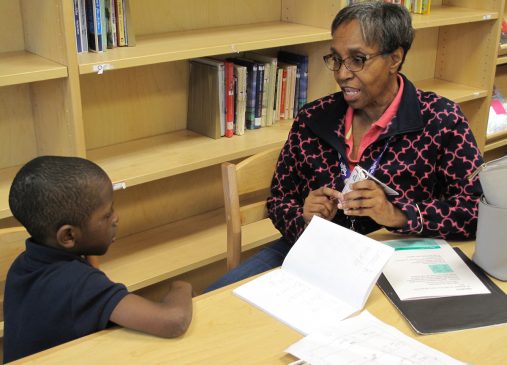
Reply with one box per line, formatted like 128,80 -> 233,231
378,247 -> 507,334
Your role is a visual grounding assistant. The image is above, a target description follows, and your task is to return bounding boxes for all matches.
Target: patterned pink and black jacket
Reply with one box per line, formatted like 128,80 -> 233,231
267,74 -> 483,245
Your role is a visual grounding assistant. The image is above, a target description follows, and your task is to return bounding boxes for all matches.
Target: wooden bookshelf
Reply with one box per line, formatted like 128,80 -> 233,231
89,121 -> 292,189
0,0 -> 503,316
414,79 -> 488,103
0,51 -> 67,87
78,22 -> 330,74
411,5 -> 498,29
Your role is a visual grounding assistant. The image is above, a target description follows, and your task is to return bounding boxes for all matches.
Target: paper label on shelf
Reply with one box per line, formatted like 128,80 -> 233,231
113,181 -> 127,190
93,63 -> 114,74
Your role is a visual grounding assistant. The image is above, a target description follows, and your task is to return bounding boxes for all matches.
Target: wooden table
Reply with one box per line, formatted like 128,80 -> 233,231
10,233 -> 507,364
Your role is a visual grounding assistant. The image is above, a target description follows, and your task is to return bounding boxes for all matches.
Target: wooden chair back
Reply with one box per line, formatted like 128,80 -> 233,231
221,146 -> 281,271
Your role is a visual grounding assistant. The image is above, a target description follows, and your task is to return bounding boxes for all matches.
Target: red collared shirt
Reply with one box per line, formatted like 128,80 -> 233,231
345,75 -> 404,170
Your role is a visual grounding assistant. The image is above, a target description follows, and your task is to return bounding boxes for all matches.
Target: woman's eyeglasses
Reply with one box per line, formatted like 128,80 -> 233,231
323,52 -> 385,72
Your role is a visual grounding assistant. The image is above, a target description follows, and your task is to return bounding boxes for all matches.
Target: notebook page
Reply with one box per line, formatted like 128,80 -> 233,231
282,216 -> 394,309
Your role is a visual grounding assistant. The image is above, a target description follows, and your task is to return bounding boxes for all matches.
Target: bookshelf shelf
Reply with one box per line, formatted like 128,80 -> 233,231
88,121 -> 292,189
414,79 -> 488,103
485,129 -> 507,151
0,51 -> 67,87
497,54 -> 507,65
411,5 -> 498,29
77,21 -> 330,74
101,209 -> 279,291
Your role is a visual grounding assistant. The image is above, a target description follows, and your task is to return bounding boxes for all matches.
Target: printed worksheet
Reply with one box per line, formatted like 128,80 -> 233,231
286,311 -> 466,365
382,239 -> 490,300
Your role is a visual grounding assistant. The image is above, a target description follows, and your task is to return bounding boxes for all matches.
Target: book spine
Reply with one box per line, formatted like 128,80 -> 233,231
245,65 -> 257,130
254,64 -> 264,129
99,0 -> 107,51
80,0 -> 89,52
74,0 -> 82,53
125,0 -> 136,46
293,70 -> 300,118
225,61 -> 235,138
105,0 -> 117,48
279,68 -> 287,119
115,0 -> 126,46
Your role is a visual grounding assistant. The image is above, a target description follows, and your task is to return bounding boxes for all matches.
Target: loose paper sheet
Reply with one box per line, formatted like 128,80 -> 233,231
286,311 -> 466,365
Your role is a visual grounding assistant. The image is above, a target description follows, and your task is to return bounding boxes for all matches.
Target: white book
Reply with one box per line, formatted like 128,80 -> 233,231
233,216 -> 394,335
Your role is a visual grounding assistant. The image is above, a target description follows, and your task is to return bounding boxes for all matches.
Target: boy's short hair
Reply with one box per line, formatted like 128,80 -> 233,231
9,156 -> 110,243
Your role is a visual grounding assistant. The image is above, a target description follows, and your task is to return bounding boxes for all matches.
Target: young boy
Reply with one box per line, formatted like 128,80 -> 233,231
3,156 -> 193,363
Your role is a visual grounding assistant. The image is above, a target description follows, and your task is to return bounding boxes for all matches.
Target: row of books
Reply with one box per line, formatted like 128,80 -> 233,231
187,51 -> 308,139
73,0 -> 135,53
347,0 -> 431,14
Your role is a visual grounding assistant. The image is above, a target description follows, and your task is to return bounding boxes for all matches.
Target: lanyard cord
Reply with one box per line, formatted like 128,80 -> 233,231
337,136 -> 394,231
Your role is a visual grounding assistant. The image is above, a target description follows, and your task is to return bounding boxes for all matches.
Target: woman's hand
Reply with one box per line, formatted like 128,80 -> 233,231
338,180 -> 408,228
303,187 -> 341,225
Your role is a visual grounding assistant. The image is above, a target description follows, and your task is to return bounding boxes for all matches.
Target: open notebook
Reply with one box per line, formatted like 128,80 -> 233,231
233,216 -> 394,334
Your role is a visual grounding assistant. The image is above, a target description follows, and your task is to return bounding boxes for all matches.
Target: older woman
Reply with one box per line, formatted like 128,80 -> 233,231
207,2 -> 483,291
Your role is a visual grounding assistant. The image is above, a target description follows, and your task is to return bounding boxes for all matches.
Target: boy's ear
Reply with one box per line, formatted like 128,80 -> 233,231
56,225 -> 78,250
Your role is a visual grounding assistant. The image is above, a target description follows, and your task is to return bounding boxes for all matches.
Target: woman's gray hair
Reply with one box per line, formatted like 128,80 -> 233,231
331,1 -> 414,70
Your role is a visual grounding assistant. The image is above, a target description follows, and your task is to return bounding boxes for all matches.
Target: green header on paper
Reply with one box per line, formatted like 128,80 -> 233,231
383,239 -> 441,251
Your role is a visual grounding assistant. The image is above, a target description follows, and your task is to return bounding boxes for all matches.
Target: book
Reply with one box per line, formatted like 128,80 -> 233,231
244,53 -> 278,126
104,0 -> 117,48
229,58 -> 259,130
378,247 -> 507,334
277,66 -> 288,119
85,0 -> 104,52
124,0 -> 136,46
115,0 -> 126,46
187,59 -> 224,139
233,216 -> 394,335
254,63 -> 264,128
233,64 -> 247,135
224,61 -> 235,138
73,0 -> 88,53
278,51 -> 309,114
274,67 -> 283,121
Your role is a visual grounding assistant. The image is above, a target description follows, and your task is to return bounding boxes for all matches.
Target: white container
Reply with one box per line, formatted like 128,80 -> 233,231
473,196 -> 507,281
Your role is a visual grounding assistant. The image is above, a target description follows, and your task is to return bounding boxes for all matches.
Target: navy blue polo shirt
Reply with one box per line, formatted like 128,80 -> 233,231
3,239 -> 128,363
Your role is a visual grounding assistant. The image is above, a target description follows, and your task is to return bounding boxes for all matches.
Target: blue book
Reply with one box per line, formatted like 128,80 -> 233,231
73,0 -> 82,53
278,51 -> 309,112
85,0 -> 104,52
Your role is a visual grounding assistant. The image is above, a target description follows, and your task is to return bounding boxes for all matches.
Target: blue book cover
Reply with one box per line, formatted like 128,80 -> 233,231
85,0 -> 103,52
254,64 -> 264,129
73,0 -> 82,52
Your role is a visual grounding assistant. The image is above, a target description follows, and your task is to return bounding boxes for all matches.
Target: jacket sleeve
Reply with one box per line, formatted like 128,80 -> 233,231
388,106 -> 483,240
267,120 -> 308,245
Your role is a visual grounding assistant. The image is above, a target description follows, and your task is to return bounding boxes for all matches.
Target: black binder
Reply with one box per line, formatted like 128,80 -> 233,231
377,247 -> 507,334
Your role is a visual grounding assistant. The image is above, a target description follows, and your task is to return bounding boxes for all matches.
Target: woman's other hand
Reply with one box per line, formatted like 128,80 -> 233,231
303,187 -> 341,225
337,180 -> 408,228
